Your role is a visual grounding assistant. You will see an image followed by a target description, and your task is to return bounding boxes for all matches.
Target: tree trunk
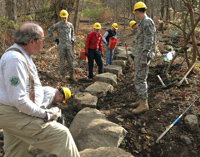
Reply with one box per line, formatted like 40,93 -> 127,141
6,0 -> 17,21
55,0 -> 60,22
188,1 -> 197,64
73,0 -> 80,33
166,0 -> 169,21
124,0 -> 126,30
80,0 -> 85,11
158,0 -> 164,33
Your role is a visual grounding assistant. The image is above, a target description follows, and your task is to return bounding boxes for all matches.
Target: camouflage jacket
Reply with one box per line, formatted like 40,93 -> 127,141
132,14 -> 156,59
48,21 -> 75,45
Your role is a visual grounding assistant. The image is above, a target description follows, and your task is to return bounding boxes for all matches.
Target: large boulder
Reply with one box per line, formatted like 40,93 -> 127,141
69,107 -> 127,151
80,147 -> 134,157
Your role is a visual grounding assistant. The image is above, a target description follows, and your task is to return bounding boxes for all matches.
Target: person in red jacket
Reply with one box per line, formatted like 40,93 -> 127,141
84,22 -> 104,79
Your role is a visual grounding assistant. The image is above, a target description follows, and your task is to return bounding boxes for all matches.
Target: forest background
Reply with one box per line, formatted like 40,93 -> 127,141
1,0 -> 200,72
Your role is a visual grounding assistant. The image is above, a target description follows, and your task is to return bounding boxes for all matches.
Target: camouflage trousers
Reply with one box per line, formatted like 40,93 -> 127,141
134,56 -> 150,99
57,44 -> 74,75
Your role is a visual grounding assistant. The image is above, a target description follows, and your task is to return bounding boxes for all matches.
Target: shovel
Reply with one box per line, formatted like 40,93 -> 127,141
125,42 -> 131,66
157,62 -> 196,89
157,75 -> 177,89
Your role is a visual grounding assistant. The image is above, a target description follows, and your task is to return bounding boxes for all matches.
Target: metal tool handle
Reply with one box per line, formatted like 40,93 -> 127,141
178,62 -> 196,85
125,42 -> 128,55
156,95 -> 200,143
157,75 -> 167,87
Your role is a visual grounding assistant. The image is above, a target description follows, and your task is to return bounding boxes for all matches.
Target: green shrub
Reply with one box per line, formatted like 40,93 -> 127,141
0,17 -> 18,35
83,7 -> 104,22
36,6 -> 54,22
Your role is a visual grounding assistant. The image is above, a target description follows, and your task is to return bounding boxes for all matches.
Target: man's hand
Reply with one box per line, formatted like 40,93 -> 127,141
55,39 -> 59,45
44,107 -> 60,121
101,53 -> 104,57
85,52 -> 88,57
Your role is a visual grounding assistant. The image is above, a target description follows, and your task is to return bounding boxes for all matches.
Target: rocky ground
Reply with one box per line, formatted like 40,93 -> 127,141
0,22 -> 200,157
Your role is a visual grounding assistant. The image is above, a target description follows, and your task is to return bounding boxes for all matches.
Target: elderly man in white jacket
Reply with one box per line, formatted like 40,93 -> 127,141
0,22 -> 80,157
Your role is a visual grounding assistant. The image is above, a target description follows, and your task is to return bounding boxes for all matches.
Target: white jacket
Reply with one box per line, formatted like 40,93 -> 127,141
0,44 -> 55,118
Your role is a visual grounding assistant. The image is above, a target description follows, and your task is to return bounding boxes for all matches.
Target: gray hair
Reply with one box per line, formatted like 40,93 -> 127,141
13,22 -> 41,45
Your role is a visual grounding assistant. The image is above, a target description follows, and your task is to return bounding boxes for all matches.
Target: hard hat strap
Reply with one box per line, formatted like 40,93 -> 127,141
58,88 -> 65,99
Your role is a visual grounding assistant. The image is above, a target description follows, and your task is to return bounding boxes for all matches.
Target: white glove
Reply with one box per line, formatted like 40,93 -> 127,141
50,107 -> 59,114
45,107 -> 61,121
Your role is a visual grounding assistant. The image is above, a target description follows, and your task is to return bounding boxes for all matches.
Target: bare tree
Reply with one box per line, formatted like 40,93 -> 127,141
55,0 -> 60,22
73,0 -> 80,33
6,0 -> 17,21
158,0 -> 165,33
165,0 -> 169,21
165,0 -> 200,79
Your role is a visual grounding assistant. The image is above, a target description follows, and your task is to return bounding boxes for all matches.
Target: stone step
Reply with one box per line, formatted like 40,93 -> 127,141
111,60 -> 127,71
104,65 -> 122,77
85,81 -> 114,98
94,72 -> 117,86
73,92 -> 98,111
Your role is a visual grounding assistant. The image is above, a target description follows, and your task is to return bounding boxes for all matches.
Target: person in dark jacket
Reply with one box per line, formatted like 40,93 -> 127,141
103,23 -> 118,65
84,22 -> 104,79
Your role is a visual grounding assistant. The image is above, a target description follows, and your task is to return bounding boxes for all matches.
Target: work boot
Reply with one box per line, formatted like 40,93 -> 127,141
132,99 -> 149,114
61,76 -> 67,82
69,74 -> 76,82
129,100 -> 140,107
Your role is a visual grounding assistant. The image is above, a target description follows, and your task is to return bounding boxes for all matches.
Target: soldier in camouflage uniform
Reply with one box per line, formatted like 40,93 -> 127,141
48,10 -> 75,82
129,2 -> 156,114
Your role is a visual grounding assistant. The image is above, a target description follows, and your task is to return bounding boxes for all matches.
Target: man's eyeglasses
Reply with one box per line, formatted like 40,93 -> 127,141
35,37 -> 45,42
38,37 -> 45,41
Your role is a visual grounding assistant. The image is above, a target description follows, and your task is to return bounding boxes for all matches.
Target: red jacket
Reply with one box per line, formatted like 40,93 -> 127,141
84,32 -> 103,53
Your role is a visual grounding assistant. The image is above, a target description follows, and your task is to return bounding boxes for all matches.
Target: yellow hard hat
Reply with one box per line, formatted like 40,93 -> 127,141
60,10 -> 68,18
129,20 -> 136,28
133,1 -> 147,14
93,22 -> 101,29
61,87 -> 71,103
112,23 -> 118,29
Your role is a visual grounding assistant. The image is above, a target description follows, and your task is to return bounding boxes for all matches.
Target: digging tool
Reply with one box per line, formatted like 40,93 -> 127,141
56,109 -> 66,126
177,62 -> 196,86
156,96 -> 200,143
157,75 -> 177,89
125,42 -> 131,66
157,75 -> 167,88
185,78 -> 189,84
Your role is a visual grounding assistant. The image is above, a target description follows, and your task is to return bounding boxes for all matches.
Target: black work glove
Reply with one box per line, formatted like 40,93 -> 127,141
140,55 -> 151,67
85,52 -> 88,57
140,55 -> 147,67
55,39 -> 59,45
101,53 -> 104,57
71,40 -> 74,44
